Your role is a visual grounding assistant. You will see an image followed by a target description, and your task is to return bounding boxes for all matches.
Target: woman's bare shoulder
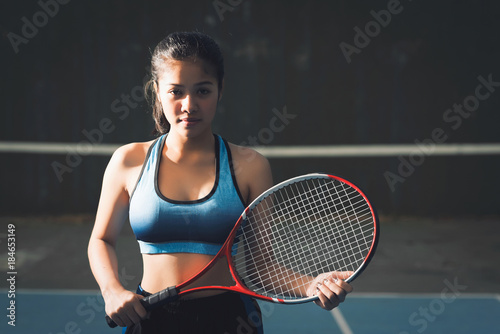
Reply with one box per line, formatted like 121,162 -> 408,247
101,139 -> 159,194
110,139 -> 158,168
226,142 -> 273,204
227,142 -> 270,172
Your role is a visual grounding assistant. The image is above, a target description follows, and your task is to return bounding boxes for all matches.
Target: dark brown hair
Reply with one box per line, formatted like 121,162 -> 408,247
144,32 -> 225,135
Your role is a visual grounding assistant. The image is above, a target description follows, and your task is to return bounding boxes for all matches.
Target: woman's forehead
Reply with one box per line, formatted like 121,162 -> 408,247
158,58 -> 218,83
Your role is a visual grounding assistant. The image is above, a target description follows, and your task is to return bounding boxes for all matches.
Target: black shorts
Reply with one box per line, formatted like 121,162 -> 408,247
123,286 -> 264,334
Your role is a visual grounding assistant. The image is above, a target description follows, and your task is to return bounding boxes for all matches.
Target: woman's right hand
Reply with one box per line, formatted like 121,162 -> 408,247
103,288 -> 148,327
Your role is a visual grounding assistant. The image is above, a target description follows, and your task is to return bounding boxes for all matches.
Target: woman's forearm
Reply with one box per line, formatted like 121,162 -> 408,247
88,237 -> 126,297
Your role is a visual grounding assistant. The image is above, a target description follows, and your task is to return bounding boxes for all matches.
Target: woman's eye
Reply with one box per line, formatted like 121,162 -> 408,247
198,88 -> 210,95
169,89 -> 183,96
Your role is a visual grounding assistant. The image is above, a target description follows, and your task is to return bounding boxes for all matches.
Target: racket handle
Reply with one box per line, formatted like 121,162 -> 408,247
105,286 -> 179,328
141,286 -> 179,309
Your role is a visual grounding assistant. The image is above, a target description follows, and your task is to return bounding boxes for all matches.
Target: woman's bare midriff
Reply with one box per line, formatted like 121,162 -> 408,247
140,252 -> 235,299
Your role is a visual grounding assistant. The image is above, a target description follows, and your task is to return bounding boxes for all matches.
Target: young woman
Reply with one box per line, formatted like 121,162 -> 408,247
88,32 -> 352,333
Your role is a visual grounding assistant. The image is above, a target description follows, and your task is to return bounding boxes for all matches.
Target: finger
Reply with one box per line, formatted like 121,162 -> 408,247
323,279 -> 347,303
114,303 -> 142,327
315,293 -> 337,310
125,303 -> 145,325
313,289 -> 333,310
314,297 -> 330,310
329,271 -> 354,281
109,314 -> 126,328
315,283 -> 339,310
112,311 -> 133,328
134,294 -> 149,319
106,306 -> 127,328
332,278 -> 354,294
111,310 -> 137,328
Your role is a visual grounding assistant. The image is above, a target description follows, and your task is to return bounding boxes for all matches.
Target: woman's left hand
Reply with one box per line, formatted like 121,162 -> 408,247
306,272 -> 354,310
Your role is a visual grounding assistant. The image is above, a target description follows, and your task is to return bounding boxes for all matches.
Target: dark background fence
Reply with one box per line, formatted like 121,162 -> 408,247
1,0 -> 499,216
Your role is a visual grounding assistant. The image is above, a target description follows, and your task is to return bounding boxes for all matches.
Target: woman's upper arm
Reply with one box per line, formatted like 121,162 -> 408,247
231,144 -> 273,205
90,145 -> 135,246
247,154 -> 273,204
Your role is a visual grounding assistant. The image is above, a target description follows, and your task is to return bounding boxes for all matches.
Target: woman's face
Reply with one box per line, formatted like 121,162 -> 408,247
156,59 -> 221,139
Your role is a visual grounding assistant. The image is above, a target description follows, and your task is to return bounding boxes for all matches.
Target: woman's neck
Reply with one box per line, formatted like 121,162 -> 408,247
163,130 -> 215,164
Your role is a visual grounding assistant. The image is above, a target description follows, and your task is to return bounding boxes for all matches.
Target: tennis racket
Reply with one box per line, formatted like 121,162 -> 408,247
106,173 -> 379,327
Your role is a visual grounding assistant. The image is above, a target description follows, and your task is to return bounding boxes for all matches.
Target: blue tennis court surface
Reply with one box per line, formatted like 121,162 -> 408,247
1,290 -> 499,333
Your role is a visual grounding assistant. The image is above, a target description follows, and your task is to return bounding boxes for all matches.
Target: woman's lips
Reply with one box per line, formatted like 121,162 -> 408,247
180,118 -> 201,126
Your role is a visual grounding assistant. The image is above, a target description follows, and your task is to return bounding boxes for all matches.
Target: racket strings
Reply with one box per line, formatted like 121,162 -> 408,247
250,199 -> 369,275
241,194 -> 373,268
232,177 -> 375,301
238,215 -> 373,294
236,180 -> 373,297
329,181 -> 372,271
239,191 -> 372,278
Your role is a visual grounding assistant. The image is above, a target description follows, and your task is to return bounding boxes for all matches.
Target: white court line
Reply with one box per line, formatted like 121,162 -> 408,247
331,308 -> 354,334
327,292 -> 500,334
1,142 -> 500,157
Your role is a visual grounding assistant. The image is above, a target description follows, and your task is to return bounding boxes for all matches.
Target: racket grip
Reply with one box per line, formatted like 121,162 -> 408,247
105,286 -> 179,328
141,286 -> 179,309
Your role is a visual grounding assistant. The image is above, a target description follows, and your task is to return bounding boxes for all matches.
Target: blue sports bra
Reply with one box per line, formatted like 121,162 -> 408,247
129,134 -> 246,255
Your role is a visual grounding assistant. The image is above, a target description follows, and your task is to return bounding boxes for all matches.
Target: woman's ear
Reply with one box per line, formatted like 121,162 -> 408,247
218,79 -> 224,101
154,81 -> 161,102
